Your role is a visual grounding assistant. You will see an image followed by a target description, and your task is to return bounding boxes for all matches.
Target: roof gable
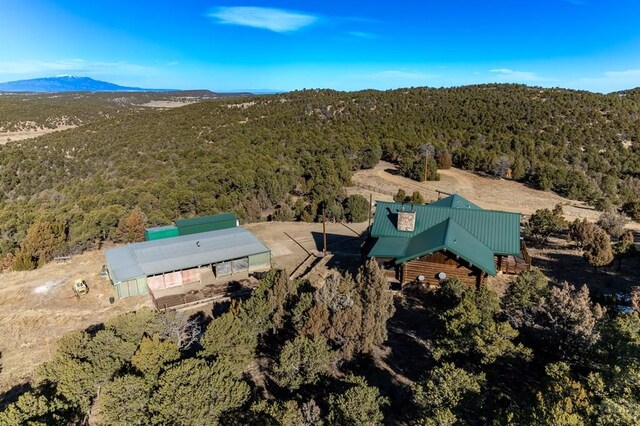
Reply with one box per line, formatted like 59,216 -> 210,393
371,218 -> 497,275
370,199 -> 521,255
428,194 -> 482,210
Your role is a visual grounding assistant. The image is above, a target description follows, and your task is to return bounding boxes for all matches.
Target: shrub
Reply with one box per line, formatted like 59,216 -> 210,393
525,209 -> 565,243
584,227 -> 614,267
345,194 -> 370,223
393,189 -> 407,203
597,208 -> 629,238
410,191 -> 426,205
568,219 -> 598,248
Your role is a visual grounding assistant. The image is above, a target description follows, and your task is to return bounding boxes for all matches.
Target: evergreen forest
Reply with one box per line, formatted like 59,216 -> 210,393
1,85 -> 640,268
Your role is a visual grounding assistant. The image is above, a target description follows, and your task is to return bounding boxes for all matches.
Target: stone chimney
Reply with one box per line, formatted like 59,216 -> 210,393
397,204 -> 416,232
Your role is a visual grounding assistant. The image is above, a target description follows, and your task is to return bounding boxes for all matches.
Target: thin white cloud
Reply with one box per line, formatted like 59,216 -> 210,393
490,68 -> 542,82
0,59 -> 156,77
208,7 -> 318,33
348,31 -> 377,39
604,69 -> 640,78
573,69 -> 640,93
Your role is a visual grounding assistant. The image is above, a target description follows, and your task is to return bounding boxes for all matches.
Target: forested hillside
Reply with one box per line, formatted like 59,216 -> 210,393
1,85 -> 639,266
0,90 -> 223,132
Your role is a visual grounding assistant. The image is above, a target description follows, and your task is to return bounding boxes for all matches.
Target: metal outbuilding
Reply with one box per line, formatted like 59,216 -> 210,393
105,226 -> 271,299
174,212 -> 238,236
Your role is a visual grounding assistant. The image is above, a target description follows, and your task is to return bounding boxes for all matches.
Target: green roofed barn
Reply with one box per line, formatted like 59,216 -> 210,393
143,213 -> 238,242
175,213 -> 238,236
105,226 -> 271,306
368,194 -> 530,287
144,225 -> 179,241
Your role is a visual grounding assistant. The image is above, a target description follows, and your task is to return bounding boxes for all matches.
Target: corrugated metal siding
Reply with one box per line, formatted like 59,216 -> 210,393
136,277 -> 148,295
175,212 -> 237,227
249,252 -> 271,268
117,278 -> 147,298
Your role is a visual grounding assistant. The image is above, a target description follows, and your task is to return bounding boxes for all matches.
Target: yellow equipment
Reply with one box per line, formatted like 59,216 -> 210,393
73,279 -> 89,296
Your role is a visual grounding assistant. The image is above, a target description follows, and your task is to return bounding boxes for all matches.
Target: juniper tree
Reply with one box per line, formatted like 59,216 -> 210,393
96,375 -> 152,426
327,376 -> 388,425
568,218 -> 598,249
525,208 -> 565,243
200,310 -> 258,372
345,194 -> 370,223
114,207 -> 147,243
149,358 -> 250,425
412,363 -> 485,426
433,279 -> 531,365
597,208 -> 629,238
274,335 -> 333,390
584,227 -> 614,267
131,334 -> 180,380
531,362 -> 591,426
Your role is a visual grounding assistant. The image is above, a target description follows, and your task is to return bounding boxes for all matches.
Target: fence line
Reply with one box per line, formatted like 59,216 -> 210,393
355,183 -> 396,197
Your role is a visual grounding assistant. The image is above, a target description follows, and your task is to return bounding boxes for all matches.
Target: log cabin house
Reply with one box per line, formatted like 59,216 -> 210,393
367,194 -> 530,287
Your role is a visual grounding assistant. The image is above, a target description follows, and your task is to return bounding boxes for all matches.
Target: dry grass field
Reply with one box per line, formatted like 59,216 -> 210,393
350,160 -> 640,231
0,124 -> 77,144
0,251 -> 151,392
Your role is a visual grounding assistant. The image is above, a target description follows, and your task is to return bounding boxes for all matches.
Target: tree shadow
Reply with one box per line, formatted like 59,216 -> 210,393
533,250 -> 637,297
384,168 -> 400,176
0,382 -> 32,411
383,295 -> 437,382
311,231 -> 368,276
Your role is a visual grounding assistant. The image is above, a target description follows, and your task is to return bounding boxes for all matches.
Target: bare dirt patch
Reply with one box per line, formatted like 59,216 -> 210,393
138,100 -> 199,109
0,251 -> 151,392
0,125 -> 77,144
350,161 -> 639,231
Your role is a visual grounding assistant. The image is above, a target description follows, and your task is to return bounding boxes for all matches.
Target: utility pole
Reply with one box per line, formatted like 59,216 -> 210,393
368,193 -> 373,237
322,210 -> 327,257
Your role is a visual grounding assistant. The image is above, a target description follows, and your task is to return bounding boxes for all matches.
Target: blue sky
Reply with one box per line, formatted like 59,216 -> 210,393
1,0 -> 640,92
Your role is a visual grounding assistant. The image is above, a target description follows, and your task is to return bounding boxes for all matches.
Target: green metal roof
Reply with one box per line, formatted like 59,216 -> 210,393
370,198 -> 521,255
368,237 -> 410,258
402,219 -> 496,275
370,219 -> 497,275
428,194 -> 482,210
174,212 -> 237,228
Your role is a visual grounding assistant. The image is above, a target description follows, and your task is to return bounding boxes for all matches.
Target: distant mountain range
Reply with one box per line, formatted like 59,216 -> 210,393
0,76 -> 174,92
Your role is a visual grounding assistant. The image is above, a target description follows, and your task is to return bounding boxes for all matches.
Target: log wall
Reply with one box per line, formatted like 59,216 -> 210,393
401,251 -> 482,286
